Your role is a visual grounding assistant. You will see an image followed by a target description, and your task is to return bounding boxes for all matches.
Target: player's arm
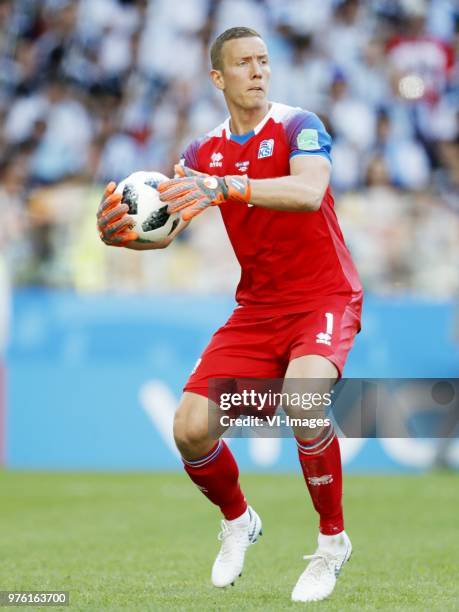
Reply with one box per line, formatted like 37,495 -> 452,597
249,113 -> 332,211
158,157 -> 330,219
158,112 -> 332,218
247,154 -> 330,212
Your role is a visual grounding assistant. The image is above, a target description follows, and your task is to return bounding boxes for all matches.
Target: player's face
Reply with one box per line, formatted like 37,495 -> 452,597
213,37 -> 270,110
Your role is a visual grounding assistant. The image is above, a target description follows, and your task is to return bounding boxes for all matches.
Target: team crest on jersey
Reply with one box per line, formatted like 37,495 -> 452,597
257,139 -> 274,159
236,160 -> 250,173
210,152 -> 223,168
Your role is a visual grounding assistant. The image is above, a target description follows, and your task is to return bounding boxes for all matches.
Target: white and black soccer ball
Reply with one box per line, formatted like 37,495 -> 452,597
115,171 -> 180,243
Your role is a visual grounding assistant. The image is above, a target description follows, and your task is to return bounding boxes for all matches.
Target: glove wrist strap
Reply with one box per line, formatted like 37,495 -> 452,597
223,175 -> 251,204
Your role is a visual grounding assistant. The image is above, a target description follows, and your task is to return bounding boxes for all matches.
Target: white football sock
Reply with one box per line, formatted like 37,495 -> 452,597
318,531 -> 348,553
227,507 -> 250,526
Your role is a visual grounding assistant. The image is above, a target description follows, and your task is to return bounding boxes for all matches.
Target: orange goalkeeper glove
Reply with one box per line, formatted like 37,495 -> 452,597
96,181 -> 138,246
157,164 -> 251,221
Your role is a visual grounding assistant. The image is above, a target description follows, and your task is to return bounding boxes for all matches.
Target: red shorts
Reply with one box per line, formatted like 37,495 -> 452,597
184,295 -> 362,399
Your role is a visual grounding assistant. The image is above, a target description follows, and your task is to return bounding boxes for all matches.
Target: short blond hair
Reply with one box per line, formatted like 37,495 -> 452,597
210,27 -> 262,71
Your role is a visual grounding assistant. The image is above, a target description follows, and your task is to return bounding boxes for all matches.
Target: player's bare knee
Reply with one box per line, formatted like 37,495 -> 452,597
173,394 -> 211,455
174,422 -> 212,458
172,411 -> 187,448
187,420 -> 206,447
282,402 -> 330,441
295,424 -> 329,442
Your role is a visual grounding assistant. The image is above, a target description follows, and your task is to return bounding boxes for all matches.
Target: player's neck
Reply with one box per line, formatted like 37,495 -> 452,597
228,102 -> 271,135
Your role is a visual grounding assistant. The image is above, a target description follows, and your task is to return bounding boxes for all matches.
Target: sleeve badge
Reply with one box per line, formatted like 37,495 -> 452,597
297,128 -> 319,151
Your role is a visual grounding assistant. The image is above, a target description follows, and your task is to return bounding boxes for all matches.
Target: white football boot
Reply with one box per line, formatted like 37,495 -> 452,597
211,506 -> 262,588
291,531 -> 352,602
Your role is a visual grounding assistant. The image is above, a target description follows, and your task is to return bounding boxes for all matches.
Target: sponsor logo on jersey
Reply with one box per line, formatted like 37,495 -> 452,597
236,160 -> 250,173
316,312 -> 333,346
297,128 -> 319,151
316,332 -> 332,346
307,474 -> 333,486
210,152 -> 223,168
257,138 -> 274,159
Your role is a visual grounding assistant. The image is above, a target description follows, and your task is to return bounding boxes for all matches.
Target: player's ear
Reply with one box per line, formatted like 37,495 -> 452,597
210,69 -> 225,91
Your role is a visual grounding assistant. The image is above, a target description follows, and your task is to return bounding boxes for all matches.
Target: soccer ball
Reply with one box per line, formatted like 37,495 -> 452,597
115,171 -> 180,243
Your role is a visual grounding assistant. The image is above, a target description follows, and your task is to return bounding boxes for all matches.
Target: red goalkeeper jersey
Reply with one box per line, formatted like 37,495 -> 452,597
181,102 -> 362,315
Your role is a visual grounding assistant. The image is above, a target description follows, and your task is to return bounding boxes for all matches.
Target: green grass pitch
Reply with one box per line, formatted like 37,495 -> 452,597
0,471 -> 458,611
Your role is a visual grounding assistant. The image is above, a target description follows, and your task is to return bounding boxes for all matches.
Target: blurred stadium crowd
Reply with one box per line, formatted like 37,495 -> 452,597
0,0 -> 458,296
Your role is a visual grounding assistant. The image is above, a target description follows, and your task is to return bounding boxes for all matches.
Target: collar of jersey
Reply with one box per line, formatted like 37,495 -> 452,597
224,102 -> 275,144
230,130 -> 255,144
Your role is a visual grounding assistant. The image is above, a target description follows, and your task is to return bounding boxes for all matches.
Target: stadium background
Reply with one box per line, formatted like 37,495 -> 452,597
1,2 -> 459,610
1,0 -> 459,472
